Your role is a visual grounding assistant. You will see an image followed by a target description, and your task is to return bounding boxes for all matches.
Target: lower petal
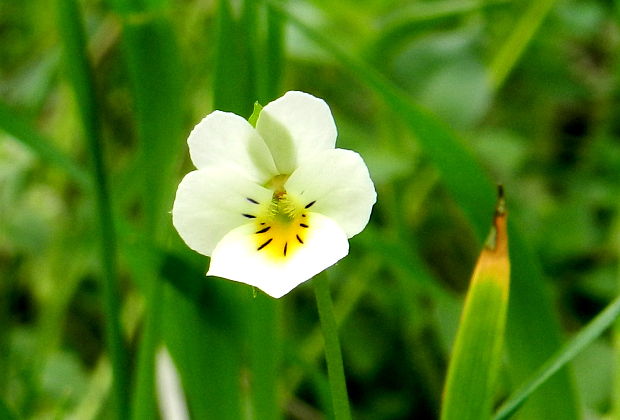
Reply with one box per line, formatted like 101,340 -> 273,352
206,213 -> 349,298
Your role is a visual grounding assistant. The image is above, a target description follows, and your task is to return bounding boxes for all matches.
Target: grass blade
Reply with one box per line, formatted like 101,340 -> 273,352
213,2 -> 283,419
488,0 -> 558,90
441,192 -> 510,420
0,398 -> 16,420
314,274 -> 352,420
0,101 -> 91,188
56,0 -> 130,416
495,293 -> 620,420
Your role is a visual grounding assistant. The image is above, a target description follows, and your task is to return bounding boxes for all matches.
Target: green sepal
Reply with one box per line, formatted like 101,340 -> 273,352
248,101 -> 263,127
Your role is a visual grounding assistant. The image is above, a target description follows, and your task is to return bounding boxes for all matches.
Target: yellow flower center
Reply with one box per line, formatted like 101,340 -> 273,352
241,175 -> 317,260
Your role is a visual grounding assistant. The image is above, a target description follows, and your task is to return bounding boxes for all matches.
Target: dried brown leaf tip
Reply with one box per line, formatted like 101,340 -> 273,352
475,185 -> 510,291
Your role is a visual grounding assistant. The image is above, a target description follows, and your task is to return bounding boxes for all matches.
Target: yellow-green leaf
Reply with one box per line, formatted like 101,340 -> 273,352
441,192 -> 510,420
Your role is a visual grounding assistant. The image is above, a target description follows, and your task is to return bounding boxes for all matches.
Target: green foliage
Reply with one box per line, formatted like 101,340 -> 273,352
441,208 -> 509,420
1,0 -> 620,418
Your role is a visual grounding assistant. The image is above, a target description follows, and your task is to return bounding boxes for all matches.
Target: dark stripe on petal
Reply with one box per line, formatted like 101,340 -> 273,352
256,226 -> 271,234
257,238 -> 273,251
300,223 -> 309,228
296,234 -> 304,244
247,197 -> 259,204
283,242 -> 288,256
243,213 -> 256,218
305,200 -> 316,209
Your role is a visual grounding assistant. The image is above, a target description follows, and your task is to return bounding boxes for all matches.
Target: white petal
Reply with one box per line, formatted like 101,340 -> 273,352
285,149 -> 376,238
187,111 -> 278,183
172,167 -> 273,256
255,91 -> 337,174
207,213 -> 349,298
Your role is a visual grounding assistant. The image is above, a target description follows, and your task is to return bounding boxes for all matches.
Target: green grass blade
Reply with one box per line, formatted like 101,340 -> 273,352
269,4 -> 580,419
106,0 -> 186,415
495,293 -> 620,420
164,284 -> 245,419
212,2 -> 282,419
502,226 -> 580,420
56,0 -> 130,416
441,199 -> 510,420
213,0 -> 255,116
488,0 -> 558,90
161,254 -> 245,419
249,293 -> 282,420
0,398 -> 16,420
314,274 -> 352,420
0,101 -> 91,188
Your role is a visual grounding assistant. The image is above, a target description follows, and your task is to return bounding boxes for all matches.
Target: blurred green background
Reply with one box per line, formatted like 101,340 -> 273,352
2,0 -> 620,419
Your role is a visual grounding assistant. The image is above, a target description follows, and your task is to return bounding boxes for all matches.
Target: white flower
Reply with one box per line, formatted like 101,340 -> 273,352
172,91 -> 376,298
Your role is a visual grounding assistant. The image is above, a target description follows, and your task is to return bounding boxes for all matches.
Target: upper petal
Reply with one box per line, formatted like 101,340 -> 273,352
171,167 -> 273,256
255,91 -> 337,174
207,213 -> 349,298
187,111 -> 278,183
284,148 -> 376,238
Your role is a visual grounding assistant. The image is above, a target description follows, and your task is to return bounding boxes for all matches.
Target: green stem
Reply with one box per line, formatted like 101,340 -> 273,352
249,294 -> 281,420
314,274 -> 352,420
56,0 -> 129,416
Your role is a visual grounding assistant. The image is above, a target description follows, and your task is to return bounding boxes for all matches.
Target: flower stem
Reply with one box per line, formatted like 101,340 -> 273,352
313,274 -> 352,420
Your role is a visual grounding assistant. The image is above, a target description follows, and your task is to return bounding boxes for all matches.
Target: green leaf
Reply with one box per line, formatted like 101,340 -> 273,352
0,101 -> 91,189
105,0 -> 186,415
441,205 -> 510,420
0,398 -> 16,420
488,0 -> 558,90
495,293 -> 620,420
56,0 -> 129,416
213,0 -> 255,116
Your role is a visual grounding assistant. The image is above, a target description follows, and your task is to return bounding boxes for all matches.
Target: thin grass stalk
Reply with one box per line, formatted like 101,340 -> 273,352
487,0 -> 558,90
56,0 -> 129,416
314,274 -> 352,420
495,293 -> 620,420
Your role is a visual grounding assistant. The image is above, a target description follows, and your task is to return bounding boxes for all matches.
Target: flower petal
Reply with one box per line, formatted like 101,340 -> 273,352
256,91 -> 337,174
207,213 -> 349,298
285,148 -> 376,238
188,111 -> 278,183
171,167 -> 273,256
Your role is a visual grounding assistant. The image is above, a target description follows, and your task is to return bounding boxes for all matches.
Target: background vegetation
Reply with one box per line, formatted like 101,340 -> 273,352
1,0 -> 620,418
